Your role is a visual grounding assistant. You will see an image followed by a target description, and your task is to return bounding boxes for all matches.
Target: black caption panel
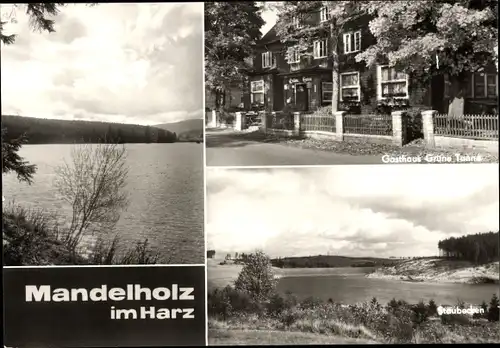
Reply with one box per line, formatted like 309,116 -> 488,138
3,266 -> 206,347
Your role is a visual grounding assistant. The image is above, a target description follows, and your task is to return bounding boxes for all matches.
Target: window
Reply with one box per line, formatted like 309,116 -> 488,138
343,30 -> 362,54
288,46 -> 300,64
467,72 -> 498,98
292,16 -> 303,29
250,80 -> 265,104
340,72 -> 360,101
322,82 -> 333,103
261,51 -> 274,68
377,65 -> 409,99
313,39 -> 328,59
320,6 -> 330,22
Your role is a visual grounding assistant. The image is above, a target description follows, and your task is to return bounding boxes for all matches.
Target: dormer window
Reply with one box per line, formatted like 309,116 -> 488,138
262,51 -> 274,68
320,7 -> 330,22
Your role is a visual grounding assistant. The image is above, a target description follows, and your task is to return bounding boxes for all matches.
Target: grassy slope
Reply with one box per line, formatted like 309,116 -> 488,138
209,329 -> 380,345
3,210 -> 87,266
367,258 -> 500,284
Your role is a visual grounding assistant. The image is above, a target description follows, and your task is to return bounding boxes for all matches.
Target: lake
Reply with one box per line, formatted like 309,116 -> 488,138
276,267 -> 500,306
2,143 -> 204,264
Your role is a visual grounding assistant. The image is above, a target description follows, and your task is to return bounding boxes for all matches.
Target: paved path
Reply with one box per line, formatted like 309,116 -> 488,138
206,129 -> 383,166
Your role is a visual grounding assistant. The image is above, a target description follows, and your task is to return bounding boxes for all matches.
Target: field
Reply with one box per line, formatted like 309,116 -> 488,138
209,328 -> 379,345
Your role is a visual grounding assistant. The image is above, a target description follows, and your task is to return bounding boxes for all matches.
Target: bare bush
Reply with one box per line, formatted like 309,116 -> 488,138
54,142 -> 129,250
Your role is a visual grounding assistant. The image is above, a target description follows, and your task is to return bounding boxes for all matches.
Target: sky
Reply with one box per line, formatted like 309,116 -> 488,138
0,3 -> 203,125
260,3 -> 277,36
206,164 -> 499,259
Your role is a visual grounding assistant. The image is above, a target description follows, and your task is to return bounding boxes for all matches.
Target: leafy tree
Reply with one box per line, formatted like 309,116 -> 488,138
355,0 -> 498,116
273,1 -> 367,113
234,251 -> 278,302
1,128 -> 37,184
1,3 -> 98,45
205,2 -> 264,111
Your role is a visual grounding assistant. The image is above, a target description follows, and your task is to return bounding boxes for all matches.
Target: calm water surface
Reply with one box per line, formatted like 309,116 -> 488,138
276,267 -> 500,306
2,143 -> 204,264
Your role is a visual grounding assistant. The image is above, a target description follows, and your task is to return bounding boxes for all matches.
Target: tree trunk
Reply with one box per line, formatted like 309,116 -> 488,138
447,75 -> 465,117
331,24 -> 339,113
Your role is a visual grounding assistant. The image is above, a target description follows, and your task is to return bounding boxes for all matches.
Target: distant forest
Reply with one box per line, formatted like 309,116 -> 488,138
270,255 -> 399,269
1,115 -> 177,144
438,231 -> 499,264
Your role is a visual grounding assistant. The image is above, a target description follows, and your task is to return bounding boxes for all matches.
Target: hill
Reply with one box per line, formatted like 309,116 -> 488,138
1,115 -> 176,144
367,258 -> 500,284
271,255 -> 400,268
156,119 -> 203,142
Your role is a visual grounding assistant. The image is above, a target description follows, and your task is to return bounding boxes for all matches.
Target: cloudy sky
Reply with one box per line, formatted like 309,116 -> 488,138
1,3 -> 203,125
207,165 -> 499,258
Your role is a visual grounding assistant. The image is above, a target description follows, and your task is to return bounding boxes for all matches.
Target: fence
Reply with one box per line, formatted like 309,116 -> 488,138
245,112 -> 262,128
263,110 -> 404,146
343,113 -> 393,136
433,114 -> 498,140
267,112 -> 294,131
300,111 -> 336,133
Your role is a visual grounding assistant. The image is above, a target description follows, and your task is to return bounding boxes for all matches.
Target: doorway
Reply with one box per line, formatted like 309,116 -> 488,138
295,83 -> 309,111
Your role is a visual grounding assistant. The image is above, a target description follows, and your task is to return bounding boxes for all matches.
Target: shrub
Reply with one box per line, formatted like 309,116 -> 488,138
411,300 -> 429,325
380,306 -> 415,343
427,299 -> 438,317
300,296 -> 323,309
440,313 -> 470,325
267,292 -> 297,318
403,107 -> 424,142
208,285 -> 265,319
487,293 -> 499,322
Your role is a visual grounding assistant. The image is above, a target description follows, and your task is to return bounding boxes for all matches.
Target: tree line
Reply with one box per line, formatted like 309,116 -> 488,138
1,115 -> 177,144
270,255 -> 398,268
438,231 -> 499,264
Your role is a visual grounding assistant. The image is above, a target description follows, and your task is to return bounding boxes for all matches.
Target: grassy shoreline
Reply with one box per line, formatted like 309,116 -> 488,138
2,204 -> 159,266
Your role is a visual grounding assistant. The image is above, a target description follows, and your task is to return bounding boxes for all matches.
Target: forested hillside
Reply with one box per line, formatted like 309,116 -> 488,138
1,115 -> 177,144
156,119 -> 203,142
438,232 -> 499,264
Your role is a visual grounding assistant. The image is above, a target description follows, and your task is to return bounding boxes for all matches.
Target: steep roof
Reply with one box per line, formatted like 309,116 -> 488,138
259,24 -> 280,45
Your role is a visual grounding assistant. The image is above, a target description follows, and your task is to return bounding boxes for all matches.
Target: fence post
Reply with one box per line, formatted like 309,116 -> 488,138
235,112 -> 245,131
391,110 -> 407,147
293,112 -> 301,136
260,111 -> 268,133
210,110 -> 217,128
334,111 -> 345,141
421,110 -> 436,147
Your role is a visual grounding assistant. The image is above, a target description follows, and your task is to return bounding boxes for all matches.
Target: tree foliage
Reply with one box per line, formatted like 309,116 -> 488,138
0,3 -> 98,45
234,251 -> 277,302
205,2 -> 264,100
272,0 -> 498,114
355,0 -> 498,81
438,231 -> 499,264
1,128 -> 37,185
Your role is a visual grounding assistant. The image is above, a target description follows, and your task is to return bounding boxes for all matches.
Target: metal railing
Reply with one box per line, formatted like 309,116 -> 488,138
343,113 -> 392,136
434,114 -> 499,140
